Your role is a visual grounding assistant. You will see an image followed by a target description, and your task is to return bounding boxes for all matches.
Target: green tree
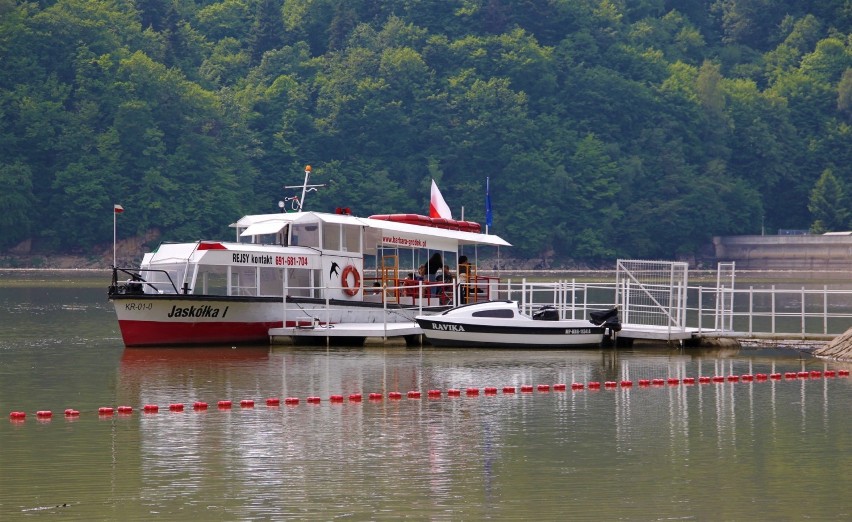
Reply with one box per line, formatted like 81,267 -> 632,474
808,169 -> 850,233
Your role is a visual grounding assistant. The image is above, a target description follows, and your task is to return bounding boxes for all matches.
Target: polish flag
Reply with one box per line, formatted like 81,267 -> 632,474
114,204 -> 124,213
429,180 -> 452,219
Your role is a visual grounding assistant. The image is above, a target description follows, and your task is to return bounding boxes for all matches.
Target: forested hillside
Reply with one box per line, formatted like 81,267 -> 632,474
1,0 -> 851,264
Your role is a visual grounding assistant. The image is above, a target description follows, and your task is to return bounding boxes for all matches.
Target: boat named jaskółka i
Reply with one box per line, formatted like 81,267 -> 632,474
109,165 -> 510,347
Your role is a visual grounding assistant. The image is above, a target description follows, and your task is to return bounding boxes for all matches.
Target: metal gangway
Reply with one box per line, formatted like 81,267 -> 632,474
503,260 -> 852,343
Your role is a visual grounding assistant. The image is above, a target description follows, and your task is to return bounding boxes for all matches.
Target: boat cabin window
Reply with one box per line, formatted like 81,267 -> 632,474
291,223 -> 319,247
231,266 -> 257,296
286,268 -> 320,298
323,222 -> 340,250
259,267 -> 284,297
472,309 -> 515,319
140,266 -> 183,294
344,225 -> 360,253
196,265 -> 228,295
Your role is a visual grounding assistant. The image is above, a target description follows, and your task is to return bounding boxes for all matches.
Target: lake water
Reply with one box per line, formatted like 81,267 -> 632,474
1,272 -> 851,520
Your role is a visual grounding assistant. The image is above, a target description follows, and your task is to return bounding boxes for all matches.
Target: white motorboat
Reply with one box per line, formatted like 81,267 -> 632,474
415,301 -> 620,348
108,166 -> 510,347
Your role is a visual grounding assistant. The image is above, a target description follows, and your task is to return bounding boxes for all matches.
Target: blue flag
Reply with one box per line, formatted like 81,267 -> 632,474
485,177 -> 493,228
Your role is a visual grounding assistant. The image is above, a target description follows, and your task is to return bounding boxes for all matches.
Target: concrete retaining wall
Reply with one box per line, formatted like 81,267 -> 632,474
713,235 -> 852,270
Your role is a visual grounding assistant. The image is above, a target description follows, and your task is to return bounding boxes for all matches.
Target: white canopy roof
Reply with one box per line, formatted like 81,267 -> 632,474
233,211 -> 511,248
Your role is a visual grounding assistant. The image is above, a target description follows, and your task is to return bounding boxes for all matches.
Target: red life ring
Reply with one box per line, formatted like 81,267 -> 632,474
341,265 -> 360,296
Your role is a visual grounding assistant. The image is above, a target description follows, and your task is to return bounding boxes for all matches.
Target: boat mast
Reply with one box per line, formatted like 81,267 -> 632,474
283,165 -> 325,212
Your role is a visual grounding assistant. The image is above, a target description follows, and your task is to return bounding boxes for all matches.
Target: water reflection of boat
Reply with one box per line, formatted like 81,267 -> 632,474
120,346 -> 271,366
415,301 -> 620,348
108,166 -> 510,347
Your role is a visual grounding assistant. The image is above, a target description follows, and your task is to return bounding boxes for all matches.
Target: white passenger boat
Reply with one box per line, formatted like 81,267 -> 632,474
415,301 -> 620,348
108,166 -> 510,347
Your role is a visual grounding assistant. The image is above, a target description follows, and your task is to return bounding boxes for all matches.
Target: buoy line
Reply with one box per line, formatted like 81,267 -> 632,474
8,370 -> 849,422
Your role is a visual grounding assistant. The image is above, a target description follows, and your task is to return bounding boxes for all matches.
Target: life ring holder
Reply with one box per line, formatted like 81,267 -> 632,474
341,265 -> 360,296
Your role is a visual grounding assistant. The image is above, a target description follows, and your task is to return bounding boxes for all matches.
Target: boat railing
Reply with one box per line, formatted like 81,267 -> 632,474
280,281 -> 455,330
689,284 -> 852,338
109,266 -> 180,295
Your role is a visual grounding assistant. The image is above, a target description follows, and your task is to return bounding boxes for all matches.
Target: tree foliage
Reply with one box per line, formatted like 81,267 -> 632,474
1,0 -> 850,263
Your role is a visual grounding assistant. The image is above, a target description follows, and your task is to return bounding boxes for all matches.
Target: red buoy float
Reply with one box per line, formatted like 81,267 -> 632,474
756,374 -> 768,380
217,400 -> 232,409
329,395 -> 344,402
447,389 -> 461,396
571,383 -> 584,390
698,376 -> 711,383
652,378 -> 665,385
621,380 -> 633,387
824,370 -> 836,377
604,381 -> 617,388
64,409 -> 79,417
265,398 -> 280,406
466,387 -> 480,396
638,379 -> 651,386
712,376 -> 725,382
387,392 -> 402,400
169,403 -> 184,412
503,386 -> 516,393
307,396 -> 321,403
741,374 -> 753,381
727,375 -> 739,382
553,383 -> 567,391
537,384 -> 550,391
194,401 -> 209,410
839,370 -> 850,376
117,406 -> 133,414
770,373 -> 782,379
284,397 -> 300,405
9,411 -> 26,420
520,385 -> 534,393
349,394 -> 362,402
407,391 -> 421,399
587,381 -> 601,389
682,377 -> 695,385
484,387 -> 498,395
427,389 -> 442,397
98,407 -> 114,415
810,371 -> 822,378
143,404 -> 159,413
667,378 -> 679,385
37,410 -> 53,418
368,393 -> 383,400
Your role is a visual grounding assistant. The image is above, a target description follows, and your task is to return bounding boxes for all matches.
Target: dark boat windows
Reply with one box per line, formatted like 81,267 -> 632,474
471,309 -> 515,318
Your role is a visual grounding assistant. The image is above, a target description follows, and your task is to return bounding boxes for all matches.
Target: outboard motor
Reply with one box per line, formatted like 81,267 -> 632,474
590,306 -> 621,347
533,306 -> 559,321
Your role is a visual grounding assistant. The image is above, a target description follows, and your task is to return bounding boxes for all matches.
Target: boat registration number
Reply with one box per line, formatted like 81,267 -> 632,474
565,328 -> 593,335
125,302 -> 153,311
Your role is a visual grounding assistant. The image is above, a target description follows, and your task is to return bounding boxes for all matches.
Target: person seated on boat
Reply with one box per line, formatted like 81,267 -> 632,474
415,265 -> 426,281
425,252 -> 443,295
